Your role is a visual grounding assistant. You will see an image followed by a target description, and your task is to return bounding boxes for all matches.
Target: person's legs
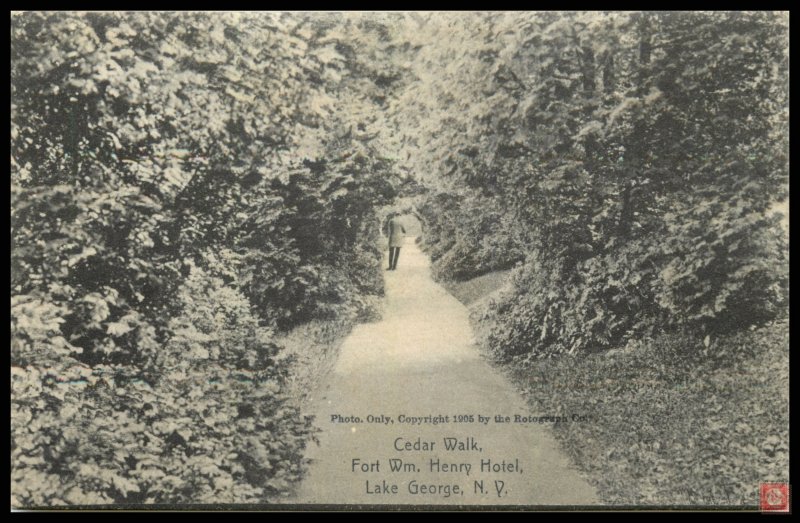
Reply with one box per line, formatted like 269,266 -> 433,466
392,247 -> 401,269
388,247 -> 397,270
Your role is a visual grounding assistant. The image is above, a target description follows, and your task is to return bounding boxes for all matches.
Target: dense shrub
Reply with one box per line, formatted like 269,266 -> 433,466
11,258 -> 312,505
411,12 -> 788,358
484,211 -> 787,359
11,12 -> 403,505
236,156 -> 393,330
418,191 -> 524,282
416,191 -> 461,263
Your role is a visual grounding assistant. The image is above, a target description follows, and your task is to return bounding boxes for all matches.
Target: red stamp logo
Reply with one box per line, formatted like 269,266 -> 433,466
760,483 -> 790,513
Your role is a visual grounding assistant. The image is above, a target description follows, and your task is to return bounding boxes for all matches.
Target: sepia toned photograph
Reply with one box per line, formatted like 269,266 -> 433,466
10,11 -> 789,512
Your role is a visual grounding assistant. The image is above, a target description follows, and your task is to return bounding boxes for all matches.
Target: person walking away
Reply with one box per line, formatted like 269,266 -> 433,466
387,215 -> 406,270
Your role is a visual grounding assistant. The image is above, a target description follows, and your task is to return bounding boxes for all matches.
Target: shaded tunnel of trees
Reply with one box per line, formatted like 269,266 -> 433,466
11,12 -> 788,506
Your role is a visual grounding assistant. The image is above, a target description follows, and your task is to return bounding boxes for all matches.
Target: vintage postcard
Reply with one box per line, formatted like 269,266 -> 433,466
10,11 -> 789,512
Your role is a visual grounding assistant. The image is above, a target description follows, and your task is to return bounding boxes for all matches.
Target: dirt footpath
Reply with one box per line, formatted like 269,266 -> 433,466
290,238 -> 598,506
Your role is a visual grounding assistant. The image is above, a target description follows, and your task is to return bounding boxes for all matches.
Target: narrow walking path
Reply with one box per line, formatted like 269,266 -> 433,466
291,238 -> 598,506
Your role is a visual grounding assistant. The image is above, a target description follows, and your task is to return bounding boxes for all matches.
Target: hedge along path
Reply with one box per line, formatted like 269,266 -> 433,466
291,237 -> 598,506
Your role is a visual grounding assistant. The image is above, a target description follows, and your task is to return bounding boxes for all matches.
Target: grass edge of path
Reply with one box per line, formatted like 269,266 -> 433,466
442,270 -> 790,507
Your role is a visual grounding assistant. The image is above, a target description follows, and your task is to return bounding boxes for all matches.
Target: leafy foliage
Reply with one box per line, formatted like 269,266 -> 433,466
407,12 -> 788,357
12,261 -> 311,505
10,11 -> 789,506
418,189 -> 524,282
417,12 -> 788,506
11,12 -> 406,506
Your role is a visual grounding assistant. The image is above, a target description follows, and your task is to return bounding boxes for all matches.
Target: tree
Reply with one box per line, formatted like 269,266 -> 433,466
11,11 -> 408,505
401,12 -> 788,356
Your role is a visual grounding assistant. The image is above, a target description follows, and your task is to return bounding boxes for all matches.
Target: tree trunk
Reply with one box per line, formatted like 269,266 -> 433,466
637,14 -> 652,96
602,51 -> 615,95
619,13 -> 653,238
618,181 -> 633,238
581,44 -> 596,94
579,37 -> 598,162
